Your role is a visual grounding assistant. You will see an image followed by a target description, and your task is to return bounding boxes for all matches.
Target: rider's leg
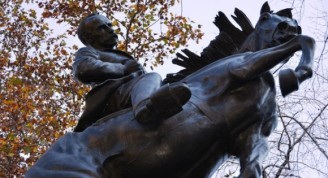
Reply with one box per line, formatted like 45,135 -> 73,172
131,72 -> 191,124
131,72 -> 162,108
232,125 -> 269,178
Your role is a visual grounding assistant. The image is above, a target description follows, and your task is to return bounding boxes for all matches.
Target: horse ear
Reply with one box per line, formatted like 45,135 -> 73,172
276,8 -> 293,18
260,1 -> 271,14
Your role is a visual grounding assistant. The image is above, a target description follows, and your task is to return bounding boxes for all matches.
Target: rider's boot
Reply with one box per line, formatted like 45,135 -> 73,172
134,82 -> 191,124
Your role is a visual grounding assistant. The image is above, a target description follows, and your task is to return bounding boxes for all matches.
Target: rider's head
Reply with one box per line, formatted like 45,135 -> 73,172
77,14 -> 118,50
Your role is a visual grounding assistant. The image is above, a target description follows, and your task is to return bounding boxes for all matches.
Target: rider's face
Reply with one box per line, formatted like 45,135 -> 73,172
84,15 -> 118,50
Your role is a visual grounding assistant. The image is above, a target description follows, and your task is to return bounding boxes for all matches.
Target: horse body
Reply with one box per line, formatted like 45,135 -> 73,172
26,3 -> 315,178
27,52 -> 277,178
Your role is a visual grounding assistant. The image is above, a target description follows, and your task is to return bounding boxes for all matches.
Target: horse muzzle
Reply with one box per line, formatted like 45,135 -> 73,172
273,21 -> 302,44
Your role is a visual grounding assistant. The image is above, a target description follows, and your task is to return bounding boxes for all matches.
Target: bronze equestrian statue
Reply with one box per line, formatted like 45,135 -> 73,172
25,2 -> 315,178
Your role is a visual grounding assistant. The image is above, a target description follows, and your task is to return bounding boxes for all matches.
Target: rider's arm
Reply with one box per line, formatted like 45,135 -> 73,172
73,47 -> 126,85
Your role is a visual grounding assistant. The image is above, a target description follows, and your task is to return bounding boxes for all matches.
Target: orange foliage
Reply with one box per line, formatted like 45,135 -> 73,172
0,0 -> 203,177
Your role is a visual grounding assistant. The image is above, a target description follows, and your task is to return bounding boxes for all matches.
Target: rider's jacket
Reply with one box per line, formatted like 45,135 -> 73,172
73,47 -> 145,87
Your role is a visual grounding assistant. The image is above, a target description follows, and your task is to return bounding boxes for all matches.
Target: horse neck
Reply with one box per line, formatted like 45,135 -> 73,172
237,32 -> 262,53
235,32 -> 275,82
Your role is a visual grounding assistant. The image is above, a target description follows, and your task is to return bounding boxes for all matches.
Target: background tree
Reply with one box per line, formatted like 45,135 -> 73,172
1,0 -> 327,178
211,0 -> 328,177
0,0 -> 202,177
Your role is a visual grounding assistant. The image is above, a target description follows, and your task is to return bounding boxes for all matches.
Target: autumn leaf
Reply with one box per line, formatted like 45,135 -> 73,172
0,1 -> 203,177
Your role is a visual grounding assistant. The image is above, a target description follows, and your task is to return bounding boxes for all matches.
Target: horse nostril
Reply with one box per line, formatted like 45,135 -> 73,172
277,22 -> 289,31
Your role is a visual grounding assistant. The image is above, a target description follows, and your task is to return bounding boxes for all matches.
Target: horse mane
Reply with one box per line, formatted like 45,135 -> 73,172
163,2 -> 293,84
202,8 -> 254,59
163,8 -> 254,83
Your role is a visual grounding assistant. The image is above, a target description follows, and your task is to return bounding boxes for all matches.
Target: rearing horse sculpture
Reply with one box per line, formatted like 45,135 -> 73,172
26,2 -> 315,178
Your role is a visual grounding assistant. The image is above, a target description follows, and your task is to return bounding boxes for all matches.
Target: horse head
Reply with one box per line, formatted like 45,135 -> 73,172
254,2 -> 302,50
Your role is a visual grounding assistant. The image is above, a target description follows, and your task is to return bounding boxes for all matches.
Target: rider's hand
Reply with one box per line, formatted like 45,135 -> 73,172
123,60 -> 143,75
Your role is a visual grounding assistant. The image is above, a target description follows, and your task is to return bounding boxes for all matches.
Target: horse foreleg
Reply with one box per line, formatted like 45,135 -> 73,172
233,126 -> 269,178
229,35 -> 315,81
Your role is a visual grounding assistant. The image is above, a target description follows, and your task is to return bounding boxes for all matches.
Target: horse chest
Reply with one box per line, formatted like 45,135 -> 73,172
222,76 -> 276,130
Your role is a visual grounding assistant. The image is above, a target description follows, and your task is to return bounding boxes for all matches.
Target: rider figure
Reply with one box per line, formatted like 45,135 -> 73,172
73,14 -> 191,132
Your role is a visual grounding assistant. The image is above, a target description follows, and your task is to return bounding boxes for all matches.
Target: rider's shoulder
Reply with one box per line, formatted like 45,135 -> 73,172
105,49 -> 134,59
76,47 -> 98,54
75,47 -> 99,60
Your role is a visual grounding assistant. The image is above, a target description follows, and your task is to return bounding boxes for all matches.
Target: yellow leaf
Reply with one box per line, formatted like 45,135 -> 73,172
3,100 -> 16,105
112,19 -> 118,26
9,77 -> 23,85
131,4 -> 137,10
77,89 -> 84,96
26,122 -> 33,128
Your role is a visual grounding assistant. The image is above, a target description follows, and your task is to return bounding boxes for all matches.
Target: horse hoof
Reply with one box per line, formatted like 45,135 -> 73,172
279,68 -> 299,97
